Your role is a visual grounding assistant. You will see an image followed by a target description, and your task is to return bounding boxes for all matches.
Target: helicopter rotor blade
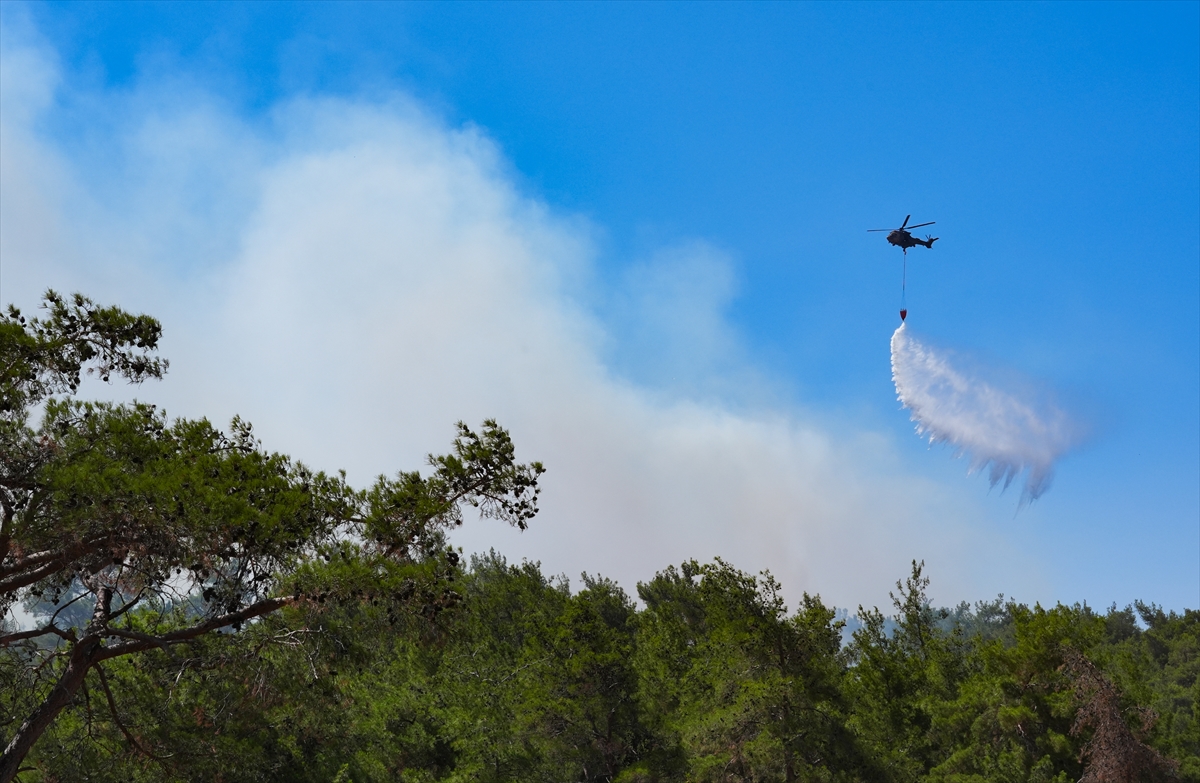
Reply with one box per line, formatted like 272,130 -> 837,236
867,229 -> 892,232
906,221 -> 935,229
899,214 -> 911,229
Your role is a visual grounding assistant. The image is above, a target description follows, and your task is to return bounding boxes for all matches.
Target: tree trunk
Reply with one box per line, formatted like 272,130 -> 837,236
0,633 -> 101,783
0,586 -> 111,783
780,698 -> 797,783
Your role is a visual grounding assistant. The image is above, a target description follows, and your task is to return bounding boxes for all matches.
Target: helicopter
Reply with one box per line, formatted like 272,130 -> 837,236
868,215 -> 938,254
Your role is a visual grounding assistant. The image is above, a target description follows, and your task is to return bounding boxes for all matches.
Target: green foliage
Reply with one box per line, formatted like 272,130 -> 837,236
1,290 -> 166,417
1104,603 -> 1199,781
15,553 -> 1194,783
922,601 -> 1099,783
846,561 -> 954,781
637,558 -> 866,782
3,292 -> 1192,782
0,291 -> 543,780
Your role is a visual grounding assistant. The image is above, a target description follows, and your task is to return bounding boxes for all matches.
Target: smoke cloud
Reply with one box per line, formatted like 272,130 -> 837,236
0,12 -> 1052,609
891,323 -> 1079,503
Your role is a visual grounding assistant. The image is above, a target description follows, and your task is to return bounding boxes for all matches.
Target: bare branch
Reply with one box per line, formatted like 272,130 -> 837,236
0,534 -> 106,577
97,596 -> 294,660
0,559 -> 71,595
47,590 -> 90,628
108,590 -> 145,622
0,533 -> 112,590
101,628 -> 178,660
0,505 -> 12,565
94,664 -> 173,761
0,625 -> 73,647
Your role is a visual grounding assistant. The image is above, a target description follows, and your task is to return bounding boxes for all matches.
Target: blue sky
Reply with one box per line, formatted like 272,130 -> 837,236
2,1 -> 1197,611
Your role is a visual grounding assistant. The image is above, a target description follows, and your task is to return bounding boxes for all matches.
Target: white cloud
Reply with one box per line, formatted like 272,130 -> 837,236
0,19 -> 1040,611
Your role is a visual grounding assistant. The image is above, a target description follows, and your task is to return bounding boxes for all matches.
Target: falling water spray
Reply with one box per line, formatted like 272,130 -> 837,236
890,323 -> 1079,504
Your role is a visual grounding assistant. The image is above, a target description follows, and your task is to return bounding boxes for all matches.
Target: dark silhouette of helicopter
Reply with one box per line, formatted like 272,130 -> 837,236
868,215 -> 938,254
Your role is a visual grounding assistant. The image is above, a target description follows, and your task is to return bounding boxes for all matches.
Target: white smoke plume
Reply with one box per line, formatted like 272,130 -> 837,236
891,323 -> 1079,503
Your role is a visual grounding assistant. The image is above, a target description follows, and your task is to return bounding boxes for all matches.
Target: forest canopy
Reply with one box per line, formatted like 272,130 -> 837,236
1,292 -> 1194,783
0,292 -> 543,781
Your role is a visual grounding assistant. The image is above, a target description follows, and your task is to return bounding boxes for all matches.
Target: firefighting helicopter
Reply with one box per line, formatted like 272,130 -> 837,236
867,215 -> 938,255
868,215 -> 939,322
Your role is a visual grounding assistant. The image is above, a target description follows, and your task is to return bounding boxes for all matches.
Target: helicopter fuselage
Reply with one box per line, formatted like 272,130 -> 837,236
887,229 -> 937,252
869,216 -> 938,254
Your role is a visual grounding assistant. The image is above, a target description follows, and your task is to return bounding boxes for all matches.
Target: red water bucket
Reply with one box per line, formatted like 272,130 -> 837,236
900,309 -> 907,321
